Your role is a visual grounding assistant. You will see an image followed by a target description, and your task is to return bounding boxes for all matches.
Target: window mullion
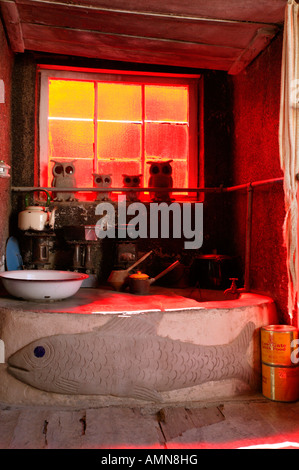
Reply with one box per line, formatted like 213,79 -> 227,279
141,84 -> 145,187
94,81 -> 98,173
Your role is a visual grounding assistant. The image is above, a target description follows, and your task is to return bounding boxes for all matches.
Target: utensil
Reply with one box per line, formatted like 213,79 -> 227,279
129,260 -> 180,295
107,250 -> 153,291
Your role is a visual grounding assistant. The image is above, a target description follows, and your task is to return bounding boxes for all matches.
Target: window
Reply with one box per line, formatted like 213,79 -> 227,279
39,67 -> 201,201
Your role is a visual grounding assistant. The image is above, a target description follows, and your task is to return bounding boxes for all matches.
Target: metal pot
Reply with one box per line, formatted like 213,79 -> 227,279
129,260 -> 180,295
18,190 -> 56,232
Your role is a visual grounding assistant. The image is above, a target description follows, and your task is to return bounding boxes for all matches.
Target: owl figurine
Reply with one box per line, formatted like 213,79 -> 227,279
147,160 -> 173,202
93,173 -> 112,201
122,174 -> 143,202
51,160 -> 77,202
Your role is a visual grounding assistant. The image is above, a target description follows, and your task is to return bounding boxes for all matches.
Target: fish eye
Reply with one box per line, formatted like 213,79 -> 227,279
34,346 -> 45,358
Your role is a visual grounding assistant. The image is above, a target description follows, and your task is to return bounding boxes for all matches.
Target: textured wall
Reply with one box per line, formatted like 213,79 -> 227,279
229,33 -> 289,323
0,19 -> 13,268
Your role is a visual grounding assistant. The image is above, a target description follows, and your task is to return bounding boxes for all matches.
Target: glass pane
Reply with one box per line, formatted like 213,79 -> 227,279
97,122 -> 141,160
48,120 -> 94,160
145,122 -> 188,160
145,85 -> 188,122
97,83 -> 142,121
48,79 -> 94,119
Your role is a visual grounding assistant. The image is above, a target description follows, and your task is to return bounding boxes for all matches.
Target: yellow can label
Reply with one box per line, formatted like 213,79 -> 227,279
261,326 -> 299,366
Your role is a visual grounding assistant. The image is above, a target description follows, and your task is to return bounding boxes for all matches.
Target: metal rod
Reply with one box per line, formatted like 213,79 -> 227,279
224,177 -> 283,192
11,177 -> 283,194
11,186 -> 223,193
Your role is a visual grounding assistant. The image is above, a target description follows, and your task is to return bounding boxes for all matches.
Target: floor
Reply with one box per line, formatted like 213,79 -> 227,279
1,393 -> 299,450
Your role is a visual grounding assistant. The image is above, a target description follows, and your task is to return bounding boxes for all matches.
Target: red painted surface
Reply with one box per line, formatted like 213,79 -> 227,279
0,19 -> 13,262
230,33 -> 289,323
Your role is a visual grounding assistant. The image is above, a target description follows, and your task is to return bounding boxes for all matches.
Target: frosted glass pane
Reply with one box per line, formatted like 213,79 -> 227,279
145,122 -> 188,160
48,80 -> 94,118
97,122 -> 141,159
145,85 -> 188,122
97,83 -> 142,121
48,120 -> 94,160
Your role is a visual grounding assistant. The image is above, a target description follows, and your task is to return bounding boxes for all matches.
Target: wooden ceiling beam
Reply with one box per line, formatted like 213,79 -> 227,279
228,26 -> 278,74
0,0 -> 24,51
13,0 -> 282,27
24,37 -> 234,70
17,2 -> 265,50
21,23 -> 243,60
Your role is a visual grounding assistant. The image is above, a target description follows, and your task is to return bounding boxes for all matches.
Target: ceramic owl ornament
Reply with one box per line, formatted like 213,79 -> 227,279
147,160 -> 173,202
122,174 -> 143,202
51,160 -> 77,202
93,173 -> 112,201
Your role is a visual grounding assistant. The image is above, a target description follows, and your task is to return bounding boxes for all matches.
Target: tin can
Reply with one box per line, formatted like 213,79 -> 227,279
262,363 -> 299,402
261,325 -> 299,366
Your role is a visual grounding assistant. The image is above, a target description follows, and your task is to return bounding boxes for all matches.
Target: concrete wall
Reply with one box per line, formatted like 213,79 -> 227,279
228,33 -> 289,323
0,18 -> 13,268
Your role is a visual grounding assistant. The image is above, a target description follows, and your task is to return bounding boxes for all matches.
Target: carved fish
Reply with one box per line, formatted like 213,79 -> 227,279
7,316 -> 256,401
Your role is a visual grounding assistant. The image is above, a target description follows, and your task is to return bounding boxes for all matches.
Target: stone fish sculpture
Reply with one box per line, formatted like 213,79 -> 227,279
7,316 -> 256,401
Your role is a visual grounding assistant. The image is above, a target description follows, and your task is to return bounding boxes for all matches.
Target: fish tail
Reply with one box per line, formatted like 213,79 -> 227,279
228,321 -> 257,386
234,321 -> 255,353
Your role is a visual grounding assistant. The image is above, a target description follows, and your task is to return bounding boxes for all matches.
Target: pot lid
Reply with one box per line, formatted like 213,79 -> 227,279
129,271 -> 149,280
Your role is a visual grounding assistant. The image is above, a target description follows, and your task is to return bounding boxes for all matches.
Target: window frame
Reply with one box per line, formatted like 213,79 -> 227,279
38,65 -> 202,200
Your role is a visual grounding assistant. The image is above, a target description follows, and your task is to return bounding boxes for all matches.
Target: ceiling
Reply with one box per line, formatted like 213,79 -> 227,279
0,0 -> 287,74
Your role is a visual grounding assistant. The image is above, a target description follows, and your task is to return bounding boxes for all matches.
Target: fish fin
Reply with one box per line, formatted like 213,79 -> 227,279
130,385 -> 163,403
53,377 -> 80,394
95,313 -> 162,336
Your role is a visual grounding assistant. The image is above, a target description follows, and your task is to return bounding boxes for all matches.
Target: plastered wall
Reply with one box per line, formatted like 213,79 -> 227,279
229,33 -> 289,323
0,18 -> 13,268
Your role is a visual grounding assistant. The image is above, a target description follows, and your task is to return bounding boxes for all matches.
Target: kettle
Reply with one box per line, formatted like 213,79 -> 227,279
18,190 -> 56,231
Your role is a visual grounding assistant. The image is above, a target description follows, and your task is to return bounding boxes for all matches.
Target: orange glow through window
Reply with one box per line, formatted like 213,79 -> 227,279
47,78 -> 189,200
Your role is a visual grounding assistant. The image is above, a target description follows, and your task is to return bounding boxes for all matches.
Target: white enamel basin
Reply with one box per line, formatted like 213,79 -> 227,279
0,270 -> 89,301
